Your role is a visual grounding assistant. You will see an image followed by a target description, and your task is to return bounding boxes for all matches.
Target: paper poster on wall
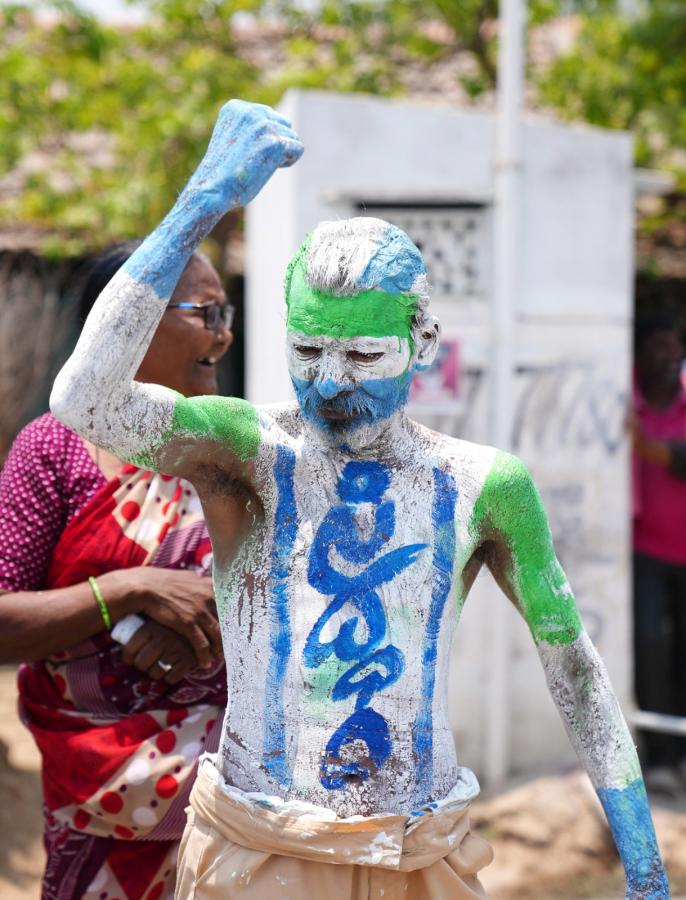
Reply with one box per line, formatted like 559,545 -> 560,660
409,338 -> 460,407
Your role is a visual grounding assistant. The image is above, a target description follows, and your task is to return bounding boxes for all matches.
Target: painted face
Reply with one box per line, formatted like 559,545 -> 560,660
287,330 -> 414,433
285,261 -> 420,439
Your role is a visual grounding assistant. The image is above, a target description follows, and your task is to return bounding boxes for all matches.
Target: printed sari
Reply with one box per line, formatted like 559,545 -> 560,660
18,464 -> 227,900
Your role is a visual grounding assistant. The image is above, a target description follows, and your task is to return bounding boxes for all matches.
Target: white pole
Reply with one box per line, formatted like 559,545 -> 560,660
485,0 -> 526,789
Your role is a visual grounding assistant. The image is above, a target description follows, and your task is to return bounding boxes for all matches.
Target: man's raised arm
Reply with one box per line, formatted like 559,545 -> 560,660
474,451 -> 668,900
50,101 -> 302,471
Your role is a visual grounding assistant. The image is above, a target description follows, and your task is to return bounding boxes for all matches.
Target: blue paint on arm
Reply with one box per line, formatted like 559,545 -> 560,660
413,468 -> 457,801
122,216 -> 204,299
123,100 -> 303,298
598,779 -> 669,898
359,225 -> 426,295
263,443 -> 297,787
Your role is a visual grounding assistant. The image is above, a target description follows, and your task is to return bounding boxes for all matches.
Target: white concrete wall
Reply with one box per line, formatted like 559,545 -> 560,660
246,89 -> 634,780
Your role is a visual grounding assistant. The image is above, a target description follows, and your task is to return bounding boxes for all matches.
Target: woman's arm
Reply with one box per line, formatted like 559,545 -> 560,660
0,567 -> 220,665
0,570 -> 137,662
0,419 -> 220,666
50,100 -> 302,474
475,451 -> 668,899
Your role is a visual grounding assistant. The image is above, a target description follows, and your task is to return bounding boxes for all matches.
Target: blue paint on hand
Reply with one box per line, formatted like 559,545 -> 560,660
124,100 -> 303,298
263,443 -> 298,787
413,468 -> 457,800
597,778 -> 669,898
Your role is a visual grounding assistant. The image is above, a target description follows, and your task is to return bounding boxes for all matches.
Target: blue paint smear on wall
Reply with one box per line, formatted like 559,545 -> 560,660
263,443 -> 297,787
597,779 -> 668,896
413,468 -> 457,801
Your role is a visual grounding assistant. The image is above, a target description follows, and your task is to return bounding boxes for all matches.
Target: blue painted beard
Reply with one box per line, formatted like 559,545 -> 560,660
291,371 -> 414,436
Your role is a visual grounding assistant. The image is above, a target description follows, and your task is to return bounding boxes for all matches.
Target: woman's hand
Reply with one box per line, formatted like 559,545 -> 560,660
121,620 -> 200,685
102,567 -> 221,668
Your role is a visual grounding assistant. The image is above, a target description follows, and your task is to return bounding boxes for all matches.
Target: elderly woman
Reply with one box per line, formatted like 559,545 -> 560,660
0,244 -> 235,899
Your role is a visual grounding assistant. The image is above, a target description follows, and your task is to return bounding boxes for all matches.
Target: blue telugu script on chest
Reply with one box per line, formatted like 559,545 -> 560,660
263,451 -> 458,795
304,460 -> 427,790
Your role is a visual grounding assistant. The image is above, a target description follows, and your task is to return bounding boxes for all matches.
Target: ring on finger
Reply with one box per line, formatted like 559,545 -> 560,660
157,660 -> 173,674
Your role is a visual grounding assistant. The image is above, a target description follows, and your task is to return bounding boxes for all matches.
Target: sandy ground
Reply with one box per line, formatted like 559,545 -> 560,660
0,667 -> 44,900
0,665 -> 684,900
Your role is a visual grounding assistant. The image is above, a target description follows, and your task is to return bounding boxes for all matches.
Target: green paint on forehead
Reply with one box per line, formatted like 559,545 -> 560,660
469,451 -> 582,646
286,256 -> 417,340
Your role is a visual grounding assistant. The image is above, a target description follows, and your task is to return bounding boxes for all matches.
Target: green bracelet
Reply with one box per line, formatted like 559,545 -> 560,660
88,576 -> 112,630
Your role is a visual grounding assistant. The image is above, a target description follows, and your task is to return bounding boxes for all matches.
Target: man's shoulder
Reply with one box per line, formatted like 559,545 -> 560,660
409,424 -> 536,510
410,421 -> 498,475
257,401 -> 301,437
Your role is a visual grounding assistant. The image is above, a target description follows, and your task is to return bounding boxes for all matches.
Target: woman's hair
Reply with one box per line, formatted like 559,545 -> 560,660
79,240 -> 142,323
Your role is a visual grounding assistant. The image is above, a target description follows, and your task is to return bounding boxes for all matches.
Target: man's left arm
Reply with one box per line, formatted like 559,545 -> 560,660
475,450 -> 668,899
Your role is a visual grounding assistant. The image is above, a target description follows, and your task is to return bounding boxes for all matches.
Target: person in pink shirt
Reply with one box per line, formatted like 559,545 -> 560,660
632,313 -> 686,791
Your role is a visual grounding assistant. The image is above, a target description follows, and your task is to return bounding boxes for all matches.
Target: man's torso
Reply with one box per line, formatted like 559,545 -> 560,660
201,405 -> 497,816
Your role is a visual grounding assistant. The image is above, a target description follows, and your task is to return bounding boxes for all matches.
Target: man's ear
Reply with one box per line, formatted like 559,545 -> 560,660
414,317 -> 440,369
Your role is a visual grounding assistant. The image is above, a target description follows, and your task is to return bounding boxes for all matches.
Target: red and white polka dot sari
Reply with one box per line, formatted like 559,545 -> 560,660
18,463 -> 227,900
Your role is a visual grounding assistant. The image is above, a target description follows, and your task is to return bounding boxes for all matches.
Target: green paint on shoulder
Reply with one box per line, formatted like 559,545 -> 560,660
128,393 -> 260,470
170,393 -> 261,460
171,394 -> 261,460
469,450 -> 582,646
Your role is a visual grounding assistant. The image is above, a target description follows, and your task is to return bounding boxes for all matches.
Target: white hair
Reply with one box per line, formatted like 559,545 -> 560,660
304,217 -> 431,330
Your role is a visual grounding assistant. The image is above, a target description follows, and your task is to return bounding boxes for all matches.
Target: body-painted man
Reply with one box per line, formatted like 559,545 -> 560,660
51,101 -> 668,899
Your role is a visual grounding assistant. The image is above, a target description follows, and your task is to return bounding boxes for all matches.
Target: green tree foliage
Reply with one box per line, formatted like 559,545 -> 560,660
278,0 -> 544,97
1,0 -> 673,257
272,0 -> 591,100
535,1 -> 686,264
536,1 -> 686,180
0,1 -> 282,254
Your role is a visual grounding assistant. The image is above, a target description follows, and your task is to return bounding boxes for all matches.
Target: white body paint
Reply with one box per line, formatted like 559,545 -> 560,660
49,261 -> 644,817
214,406 -> 496,816
539,632 -> 641,791
201,755 -> 479,821
51,271 -> 176,461
286,332 -> 413,382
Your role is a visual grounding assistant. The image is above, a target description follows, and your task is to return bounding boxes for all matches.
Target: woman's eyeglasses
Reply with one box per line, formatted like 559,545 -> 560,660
167,302 -> 235,331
